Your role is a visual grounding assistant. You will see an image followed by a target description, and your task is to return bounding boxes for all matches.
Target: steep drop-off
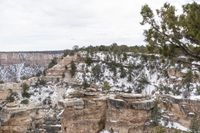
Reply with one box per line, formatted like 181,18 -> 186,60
0,51 -> 63,82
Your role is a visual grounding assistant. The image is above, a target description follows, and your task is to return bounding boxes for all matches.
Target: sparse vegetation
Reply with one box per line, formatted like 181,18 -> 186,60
85,56 -> 93,66
120,66 -> 126,78
21,83 -> 31,98
92,64 -> 102,80
154,126 -> 166,133
150,101 -> 161,126
21,99 -> 29,104
70,61 -> 77,77
34,78 -> 47,87
103,81 -> 111,91
190,115 -> 200,133
6,90 -> 18,103
48,57 -> 58,68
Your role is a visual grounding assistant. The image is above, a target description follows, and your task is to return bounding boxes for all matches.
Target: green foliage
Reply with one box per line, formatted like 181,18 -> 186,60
21,99 -> 29,104
48,57 -> 58,68
70,61 -> 77,77
103,81 -> 111,90
21,83 -> 31,98
107,61 -> 121,77
63,50 -> 75,57
154,126 -> 166,133
196,86 -> 200,95
6,94 -> 15,103
80,44 -> 149,54
150,101 -> 161,126
38,79 -> 47,86
182,70 -> 193,85
122,52 -> 128,61
137,73 -> 149,85
92,64 -> 102,80
158,84 -> 171,94
127,65 -> 133,82
190,115 -> 200,133
141,2 -> 200,59
6,90 -> 18,103
120,66 -> 126,78
85,56 -> 93,66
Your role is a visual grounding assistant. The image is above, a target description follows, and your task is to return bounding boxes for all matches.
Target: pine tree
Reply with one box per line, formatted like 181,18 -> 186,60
70,61 -> 77,77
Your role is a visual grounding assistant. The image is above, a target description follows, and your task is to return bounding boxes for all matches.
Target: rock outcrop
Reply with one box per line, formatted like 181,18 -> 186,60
61,91 -> 200,133
61,91 -> 155,133
0,51 -> 62,65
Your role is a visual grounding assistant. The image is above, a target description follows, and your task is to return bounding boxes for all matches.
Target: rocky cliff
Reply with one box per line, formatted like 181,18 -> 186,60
0,49 -> 200,133
0,51 -> 63,82
61,90 -> 195,133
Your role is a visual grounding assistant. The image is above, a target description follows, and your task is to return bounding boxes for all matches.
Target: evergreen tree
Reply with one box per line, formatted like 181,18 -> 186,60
92,64 -> 102,80
141,2 -> 200,59
70,61 -> 77,77
120,66 -> 126,78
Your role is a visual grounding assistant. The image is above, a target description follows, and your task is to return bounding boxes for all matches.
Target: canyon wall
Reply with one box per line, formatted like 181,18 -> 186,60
0,51 -> 63,82
0,51 -> 63,65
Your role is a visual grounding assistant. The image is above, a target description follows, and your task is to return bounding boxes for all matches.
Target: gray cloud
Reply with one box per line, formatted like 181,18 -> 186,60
0,0 -> 196,51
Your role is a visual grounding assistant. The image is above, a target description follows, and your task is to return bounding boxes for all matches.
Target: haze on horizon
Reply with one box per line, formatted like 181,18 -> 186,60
0,0 -> 196,51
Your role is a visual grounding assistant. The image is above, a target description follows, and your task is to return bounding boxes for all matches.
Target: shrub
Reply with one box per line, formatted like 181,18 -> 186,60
21,83 -> 31,98
103,81 -> 111,90
122,52 -> 127,61
63,49 -> 76,57
190,115 -> 200,133
120,66 -> 126,78
196,86 -> 200,95
6,95 -> 15,103
70,61 -> 77,77
154,126 -> 166,133
92,64 -> 102,80
182,70 -> 193,85
6,90 -> 18,103
48,57 -> 58,68
35,79 -> 47,87
21,99 -> 29,104
85,56 -> 93,66
127,64 -> 133,82
150,101 -> 161,126
36,71 -> 42,77
137,73 -> 150,85
107,61 -> 118,77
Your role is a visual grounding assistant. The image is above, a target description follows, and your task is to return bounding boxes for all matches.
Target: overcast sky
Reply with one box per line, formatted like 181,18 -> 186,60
0,0 -> 197,51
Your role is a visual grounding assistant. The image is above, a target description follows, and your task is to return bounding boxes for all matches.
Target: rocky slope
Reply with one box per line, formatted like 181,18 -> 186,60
0,51 -> 63,82
0,50 -> 200,133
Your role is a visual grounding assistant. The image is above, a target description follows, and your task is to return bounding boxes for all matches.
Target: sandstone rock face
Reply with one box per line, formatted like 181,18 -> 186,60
62,98 -> 107,133
61,91 -> 200,133
0,51 -> 62,65
61,92 -> 154,133
0,107 -> 63,133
